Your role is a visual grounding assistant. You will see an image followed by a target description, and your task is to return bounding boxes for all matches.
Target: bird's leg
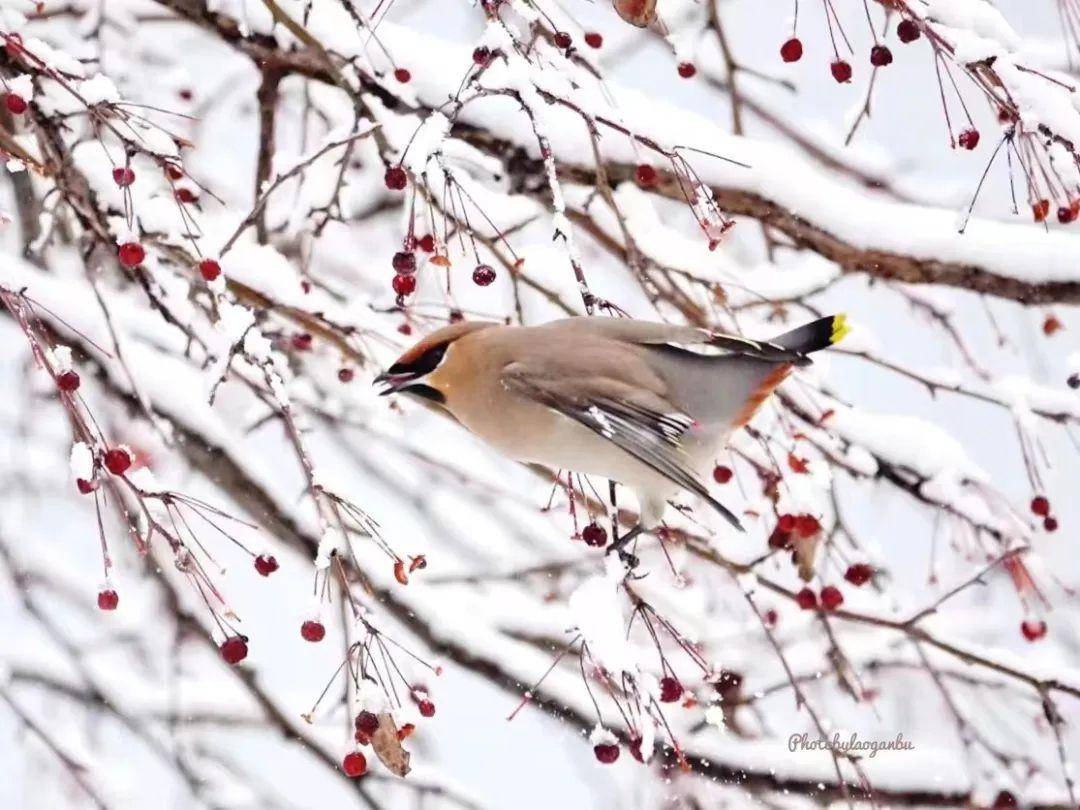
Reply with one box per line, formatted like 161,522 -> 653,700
606,481 -> 642,569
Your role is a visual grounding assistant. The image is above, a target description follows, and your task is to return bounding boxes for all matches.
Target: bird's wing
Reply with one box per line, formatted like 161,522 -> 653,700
502,365 -> 743,531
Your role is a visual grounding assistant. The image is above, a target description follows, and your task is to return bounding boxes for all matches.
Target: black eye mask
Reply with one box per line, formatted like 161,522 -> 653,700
388,342 -> 447,378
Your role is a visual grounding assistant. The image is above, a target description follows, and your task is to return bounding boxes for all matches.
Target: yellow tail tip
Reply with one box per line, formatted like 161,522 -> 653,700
830,314 -> 851,345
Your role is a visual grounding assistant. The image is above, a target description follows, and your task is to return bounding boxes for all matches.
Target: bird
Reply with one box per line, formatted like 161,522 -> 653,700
375,314 -> 848,559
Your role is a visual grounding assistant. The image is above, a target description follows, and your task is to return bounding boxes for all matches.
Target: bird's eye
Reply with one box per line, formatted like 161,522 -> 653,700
389,342 -> 448,377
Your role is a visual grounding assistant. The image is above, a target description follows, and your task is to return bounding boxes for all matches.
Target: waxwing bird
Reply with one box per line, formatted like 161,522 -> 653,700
375,314 -> 849,557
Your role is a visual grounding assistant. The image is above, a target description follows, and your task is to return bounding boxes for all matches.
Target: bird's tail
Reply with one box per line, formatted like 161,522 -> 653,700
770,314 -> 850,355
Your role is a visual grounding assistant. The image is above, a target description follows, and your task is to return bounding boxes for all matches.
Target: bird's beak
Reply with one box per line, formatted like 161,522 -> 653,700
373,370 -> 415,396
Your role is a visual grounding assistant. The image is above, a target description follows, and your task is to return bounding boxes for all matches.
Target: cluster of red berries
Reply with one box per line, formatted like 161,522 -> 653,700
1035,198 -> 1080,224
768,513 -> 821,549
780,17 -> 923,82
795,585 -> 844,611
1030,496 -> 1058,532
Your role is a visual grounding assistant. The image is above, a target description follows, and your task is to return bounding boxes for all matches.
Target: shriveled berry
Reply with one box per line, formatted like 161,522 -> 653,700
844,563 -> 874,586
1021,619 -> 1047,641
1068,373 -> 1080,389
593,743 -> 620,764
764,608 -> 779,627
57,370 -> 80,392
113,167 -> 135,187
795,587 -> 817,610
77,478 -> 96,494
820,585 -> 844,611
635,164 -> 658,187
355,710 -> 380,735
103,447 -> 132,475
677,61 -> 697,79
712,465 -> 733,484
473,46 -> 492,67
384,166 -> 408,190
418,234 -> 436,253
1033,199 -> 1050,222
830,60 -> 852,83
394,68 -> 411,83
175,187 -> 198,204
472,264 -> 496,286
659,676 -> 683,703
1030,496 -> 1050,517
1057,205 -> 1076,224
768,526 -> 793,550
992,791 -> 1019,809
1044,516 -> 1059,532
198,258 -> 221,281
957,128 -> 980,150
254,554 -> 278,576
220,636 -> 248,665
392,251 -> 417,274
118,242 -> 146,268
780,37 -> 803,63
342,751 -> 367,777
165,164 -> 184,180
418,699 -> 436,717
897,19 -> 921,43
97,589 -> 119,611
392,274 -> 416,296
581,522 -> 607,547
301,620 -> 326,642
338,368 -> 355,383
554,31 -> 572,50
870,45 -> 893,67
795,514 -> 820,538
5,93 -> 27,114
628,737 -> 644,762
291,333 -> 313,351
585,32 -> 603,49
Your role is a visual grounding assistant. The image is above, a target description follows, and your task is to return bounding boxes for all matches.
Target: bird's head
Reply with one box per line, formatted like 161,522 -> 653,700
374,320 -> 497,403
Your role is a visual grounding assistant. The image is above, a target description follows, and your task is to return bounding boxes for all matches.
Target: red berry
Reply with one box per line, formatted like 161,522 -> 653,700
1057,205 -> 1076,224
355,711 -> 380,735
338,367 -> 355,383
1044,516 -> 1059,532
870,45 -> 893,67
897,19 -> 921,43
585,32 -> 603,49
165,164 -> 184,180
291,333 -> 313,351
472,46 -> 492,67
77,478 -> 96,494
220,636 -> 248,665
820,585 -> 844,611
5,93 -> 27,114
628,737 -> 644,762
795,587 -> 817,610
1069,373 -> 1080,390
392,273 -> 416,296
554,31 -> 572,50
635,164 -> 658,187
659,676 -> 683,703
780,37 -> 803,63
198,258 -> 221,281
1033,199 -> 1050,222
97,589 -> 119,611
763,608 -> 779,627
384,166 -> 408,190
342,751 -> 368,777
472,264 -> 496,286
677,62 -> 697,79
418,234 -> 436,253
777,514 -> 796,534
418,699 -> 436,718
593,743 -> 620,764
1021,619 -> 1047,641
581,522 -> 607,547
301,620 -> 326,642
394,68 -> 411,83
398,322 -> 413,335
113,167 -> 135,187
175,187 -> 198,204
1031,496 -> 1050,516
844,563 -> 874,587
957,128 -> 980,150
57,370 -> 80,392
992,791 -> 1019,809
830,60 -> 852,83
118,242 -> 146,268
712,464 -> 733,484
795,514 -> 821,538
254,554 -> 278,576
103,447 -> 132,475
392,251 -> 417,274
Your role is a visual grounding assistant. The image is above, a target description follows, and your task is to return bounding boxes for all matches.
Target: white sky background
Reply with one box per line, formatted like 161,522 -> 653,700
1,1 -> 1079,809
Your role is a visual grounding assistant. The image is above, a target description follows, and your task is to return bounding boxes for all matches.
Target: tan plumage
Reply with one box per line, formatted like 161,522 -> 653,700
376,315 -> 847,549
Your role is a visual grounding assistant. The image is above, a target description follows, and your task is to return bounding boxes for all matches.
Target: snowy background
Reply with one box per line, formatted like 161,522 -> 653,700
2,0 -> 1079,808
